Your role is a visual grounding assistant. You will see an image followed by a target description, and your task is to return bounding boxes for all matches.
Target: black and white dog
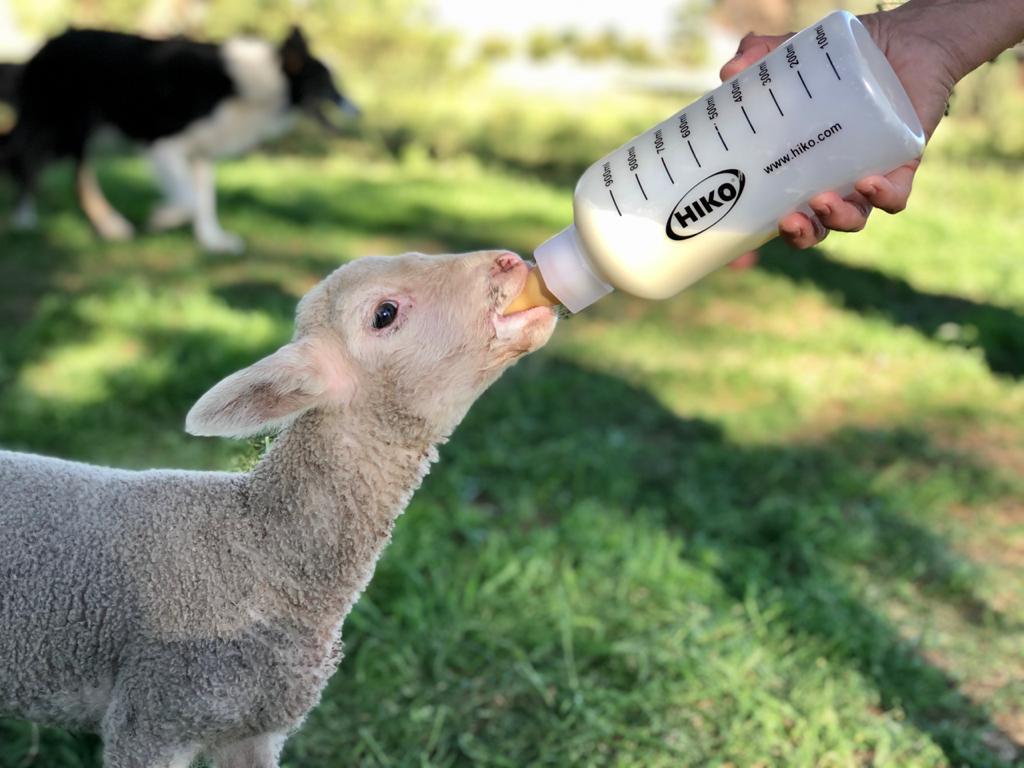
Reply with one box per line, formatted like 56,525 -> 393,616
0,26 -> 358,252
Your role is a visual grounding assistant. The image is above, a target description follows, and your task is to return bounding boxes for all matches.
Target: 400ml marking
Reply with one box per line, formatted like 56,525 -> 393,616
665,169 -> 745,241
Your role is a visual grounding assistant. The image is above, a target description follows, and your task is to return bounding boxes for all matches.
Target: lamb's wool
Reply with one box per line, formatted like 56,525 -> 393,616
0,250 -> 555,768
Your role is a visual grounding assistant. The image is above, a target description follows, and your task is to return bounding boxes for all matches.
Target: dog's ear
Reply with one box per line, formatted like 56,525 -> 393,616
281,25 -> 310,74
185,335 -> 355,438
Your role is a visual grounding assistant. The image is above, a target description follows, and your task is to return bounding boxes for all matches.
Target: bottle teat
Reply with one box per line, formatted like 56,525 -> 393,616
531,226 -> 613,313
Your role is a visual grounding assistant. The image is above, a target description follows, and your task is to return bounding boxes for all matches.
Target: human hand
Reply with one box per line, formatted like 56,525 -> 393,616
719,8 -> 960,248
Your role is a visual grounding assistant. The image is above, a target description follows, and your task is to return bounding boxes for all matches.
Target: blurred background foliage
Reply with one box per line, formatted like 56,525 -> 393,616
8,0 -> 1024,180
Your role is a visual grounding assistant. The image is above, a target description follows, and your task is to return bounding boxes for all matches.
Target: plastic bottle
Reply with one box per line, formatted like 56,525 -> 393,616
506,10 -> 925,315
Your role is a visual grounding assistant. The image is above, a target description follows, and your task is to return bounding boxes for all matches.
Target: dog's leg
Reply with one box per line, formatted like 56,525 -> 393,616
9,140 -> 40,230
11,196 -> 37,230
191,157 -> 244,254
148,140 -> 195,231
76,160 -> 135,241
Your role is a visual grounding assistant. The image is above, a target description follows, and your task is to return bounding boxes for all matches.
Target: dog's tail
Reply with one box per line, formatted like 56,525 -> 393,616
0,63 -> 23,105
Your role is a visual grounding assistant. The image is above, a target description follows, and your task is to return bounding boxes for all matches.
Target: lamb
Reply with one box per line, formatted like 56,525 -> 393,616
0,249 -> 557,768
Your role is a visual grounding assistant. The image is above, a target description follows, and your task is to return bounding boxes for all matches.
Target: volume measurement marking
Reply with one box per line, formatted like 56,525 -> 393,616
740,106 -> 756,134
714,124 -> 729,151
826,52 -> 841,80
661,157 -> 675,184
769,88 -> 784,116
608,189 -> 622,216
797,70 -> 813,99
635,173 -> 648,200
688,140 -> 701,167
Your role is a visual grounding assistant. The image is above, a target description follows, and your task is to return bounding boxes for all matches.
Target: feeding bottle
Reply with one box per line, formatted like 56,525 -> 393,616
505,10 -> 925,314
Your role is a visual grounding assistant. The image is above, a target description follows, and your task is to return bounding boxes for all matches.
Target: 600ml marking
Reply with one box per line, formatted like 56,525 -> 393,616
665,169 -> 745,241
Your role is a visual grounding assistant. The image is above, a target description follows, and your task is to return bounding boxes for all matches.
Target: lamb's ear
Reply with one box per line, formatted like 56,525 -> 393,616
186,335 -> 353,438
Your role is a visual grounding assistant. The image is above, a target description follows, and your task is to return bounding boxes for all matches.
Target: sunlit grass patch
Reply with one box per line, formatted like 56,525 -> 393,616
0,146 -> 1021,767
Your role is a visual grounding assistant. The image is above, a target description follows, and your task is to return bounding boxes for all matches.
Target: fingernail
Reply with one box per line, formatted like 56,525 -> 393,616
811,202 -> 831,217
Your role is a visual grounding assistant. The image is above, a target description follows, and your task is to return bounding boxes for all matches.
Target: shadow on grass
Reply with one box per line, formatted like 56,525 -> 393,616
0,162 -> 1019,766
432,356 -> 1021,766
2,352 -> 1017,766
758,240 -> 1024,378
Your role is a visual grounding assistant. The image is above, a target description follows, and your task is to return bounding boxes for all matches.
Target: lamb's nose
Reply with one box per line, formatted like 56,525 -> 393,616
492,252 -> 522,275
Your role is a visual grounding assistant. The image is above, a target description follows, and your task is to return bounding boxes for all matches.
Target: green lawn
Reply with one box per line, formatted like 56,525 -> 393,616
0,148 -> 1022,767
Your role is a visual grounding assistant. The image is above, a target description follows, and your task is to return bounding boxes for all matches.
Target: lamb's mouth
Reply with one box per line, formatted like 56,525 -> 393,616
489,259 -> 558,348
495,267 -> 551,317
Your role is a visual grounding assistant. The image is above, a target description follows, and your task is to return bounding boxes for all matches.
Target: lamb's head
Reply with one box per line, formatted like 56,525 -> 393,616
186,250 -> 557,440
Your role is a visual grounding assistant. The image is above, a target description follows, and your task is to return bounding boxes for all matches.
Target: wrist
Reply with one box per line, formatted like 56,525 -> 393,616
887,0 -> 1024,83
884,2 -> 970,82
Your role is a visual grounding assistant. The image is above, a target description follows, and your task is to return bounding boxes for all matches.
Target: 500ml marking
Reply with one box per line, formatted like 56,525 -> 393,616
706,96 -> 729,150
665,169 -> 745,241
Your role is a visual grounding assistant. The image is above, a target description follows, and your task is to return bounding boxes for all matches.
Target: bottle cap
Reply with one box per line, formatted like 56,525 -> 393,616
533,226 -> 613,313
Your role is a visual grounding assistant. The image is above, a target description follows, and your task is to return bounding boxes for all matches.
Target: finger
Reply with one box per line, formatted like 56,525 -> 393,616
720,32 -> 789,81
854,164 -> 917,214
779,211 -> 828,249
808,190 -> 872,232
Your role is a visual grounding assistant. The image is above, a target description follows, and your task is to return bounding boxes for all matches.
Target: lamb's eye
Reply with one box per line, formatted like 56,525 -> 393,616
372,301 -> 399,329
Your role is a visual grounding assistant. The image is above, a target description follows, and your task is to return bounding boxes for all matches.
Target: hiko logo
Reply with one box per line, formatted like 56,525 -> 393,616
665,169 -> 745,241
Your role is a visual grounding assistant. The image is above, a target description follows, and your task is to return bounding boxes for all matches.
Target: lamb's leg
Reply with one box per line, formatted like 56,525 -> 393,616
101,737 -> 199,768
148,140 -> 196,232
211,733 -> 287,768
190,157 -> 244,254
76,159 -> 135,241
101,693 -> 199,768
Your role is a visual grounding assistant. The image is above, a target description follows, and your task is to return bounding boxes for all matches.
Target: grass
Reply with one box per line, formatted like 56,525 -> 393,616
0,144 -> 1022,767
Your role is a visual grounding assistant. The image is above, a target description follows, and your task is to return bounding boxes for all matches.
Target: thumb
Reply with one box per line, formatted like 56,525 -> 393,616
720,32 -> 791,81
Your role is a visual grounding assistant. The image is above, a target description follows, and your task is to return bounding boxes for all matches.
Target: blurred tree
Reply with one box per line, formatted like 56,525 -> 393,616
671,0 -> 712,67
557,28 -> 580,51
477,35 -> 513,62
710,0 -> 792,34
618,37 -> 657,65
572,27 -> 621,61
526,29 -> 559,61
13,0 -> 149,35
12,0 -> 459,92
